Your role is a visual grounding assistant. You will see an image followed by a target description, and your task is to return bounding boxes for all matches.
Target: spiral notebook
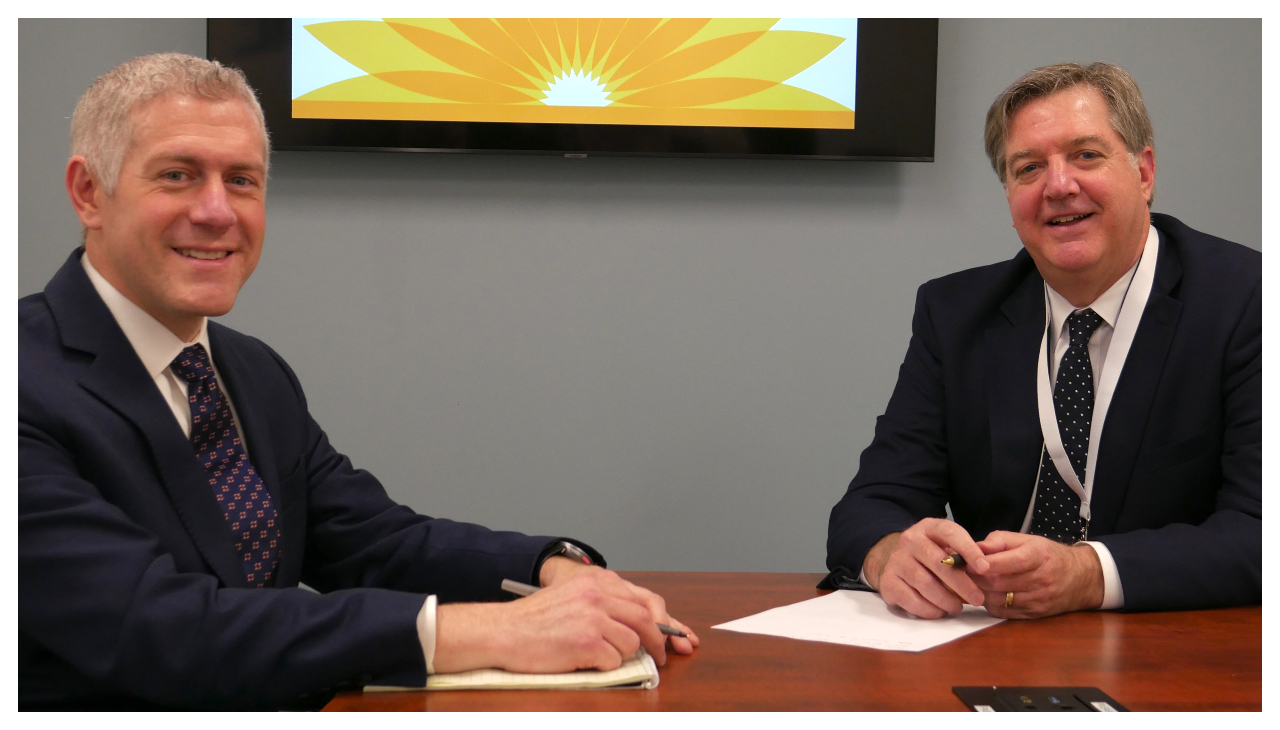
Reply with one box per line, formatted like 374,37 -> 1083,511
364,649 -> 660,692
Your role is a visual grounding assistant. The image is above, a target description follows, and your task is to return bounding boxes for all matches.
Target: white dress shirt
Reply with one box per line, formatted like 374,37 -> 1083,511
1024,222 -> 1160,610
82,253 -> 236,442
81,252 -> 438,675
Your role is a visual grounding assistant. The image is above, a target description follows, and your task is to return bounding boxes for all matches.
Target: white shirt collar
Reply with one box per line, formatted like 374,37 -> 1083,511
81,251 -> 212,378
1045,222 -> 1157,340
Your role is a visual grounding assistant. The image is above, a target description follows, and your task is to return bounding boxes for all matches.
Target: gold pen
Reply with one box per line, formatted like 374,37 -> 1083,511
940,554 -> 967,568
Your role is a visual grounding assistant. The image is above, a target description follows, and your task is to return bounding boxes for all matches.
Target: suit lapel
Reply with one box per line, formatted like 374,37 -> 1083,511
981,266 -> 1047,532
45,252 -> 247,588
207,325 -> 301,585
1089,230 -> 1183,534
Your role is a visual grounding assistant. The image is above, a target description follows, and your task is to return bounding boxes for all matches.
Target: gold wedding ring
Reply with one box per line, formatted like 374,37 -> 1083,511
1005,591 -> 1015,608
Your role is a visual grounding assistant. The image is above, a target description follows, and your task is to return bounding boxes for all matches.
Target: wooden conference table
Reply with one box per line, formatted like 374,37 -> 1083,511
324,571 -> 1262,711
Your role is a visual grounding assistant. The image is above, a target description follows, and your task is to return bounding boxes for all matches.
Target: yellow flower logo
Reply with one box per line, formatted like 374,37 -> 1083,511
294,19 -> 855,129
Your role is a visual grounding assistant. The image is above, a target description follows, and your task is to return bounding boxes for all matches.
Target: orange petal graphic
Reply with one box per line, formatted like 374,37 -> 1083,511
451,18 -> 543,80
615,31 -> 766,91
374,71 -> 538,104
612,19 -> 711,81
592,18 -> 628,70
556,19 -> 579,62
617,77 -> 776,107
386,23 -> 539,90
494,19 -> 553,75
599,18 -> 664,75
578,18 -> 602,61
529,19 -> 565,69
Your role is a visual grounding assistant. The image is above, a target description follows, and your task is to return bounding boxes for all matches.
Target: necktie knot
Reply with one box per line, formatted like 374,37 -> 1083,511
1067,308 -> 1104,346
171,344 -> 214,384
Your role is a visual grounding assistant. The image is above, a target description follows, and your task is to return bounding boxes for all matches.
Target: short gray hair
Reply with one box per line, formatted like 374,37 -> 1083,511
984,62 -> 1154,189
70,52 -> 270,194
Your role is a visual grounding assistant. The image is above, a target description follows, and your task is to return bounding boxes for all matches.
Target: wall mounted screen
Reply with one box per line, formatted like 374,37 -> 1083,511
210,18 -> 937,160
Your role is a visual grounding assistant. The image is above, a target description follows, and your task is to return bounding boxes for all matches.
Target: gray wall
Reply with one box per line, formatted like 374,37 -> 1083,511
19,19 -> 1261,572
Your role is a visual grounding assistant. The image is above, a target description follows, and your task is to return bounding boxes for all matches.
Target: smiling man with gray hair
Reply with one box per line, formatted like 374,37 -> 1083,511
19,52 -> 696,710
824,62 -> 1260,620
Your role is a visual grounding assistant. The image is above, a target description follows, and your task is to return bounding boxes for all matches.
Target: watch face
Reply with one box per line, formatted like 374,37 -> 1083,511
560,542 -> 593,565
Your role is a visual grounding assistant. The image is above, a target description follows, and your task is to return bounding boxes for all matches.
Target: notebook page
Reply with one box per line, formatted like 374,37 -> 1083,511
364,649 -> 659,692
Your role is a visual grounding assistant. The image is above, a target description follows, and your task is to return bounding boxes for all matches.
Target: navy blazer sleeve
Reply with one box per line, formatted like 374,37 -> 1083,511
243,341 -> 567,602
1093,277 -> 1261,610
825,283 -> 953,578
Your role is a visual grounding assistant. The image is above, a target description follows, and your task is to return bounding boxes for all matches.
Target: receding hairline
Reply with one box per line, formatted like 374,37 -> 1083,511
118,93 -> 270,175
128,91 -> 266,137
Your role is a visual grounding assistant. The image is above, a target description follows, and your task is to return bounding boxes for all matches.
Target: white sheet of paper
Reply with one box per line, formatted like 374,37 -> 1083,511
712,590 -> 1004,652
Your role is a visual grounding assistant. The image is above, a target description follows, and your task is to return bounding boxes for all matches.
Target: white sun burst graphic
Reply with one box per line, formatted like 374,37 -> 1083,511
540,69 -> 611,107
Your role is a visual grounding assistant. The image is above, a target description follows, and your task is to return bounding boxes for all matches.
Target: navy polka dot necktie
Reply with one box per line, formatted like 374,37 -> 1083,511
170,344 -> 280,587
1030,308 -> 1104,543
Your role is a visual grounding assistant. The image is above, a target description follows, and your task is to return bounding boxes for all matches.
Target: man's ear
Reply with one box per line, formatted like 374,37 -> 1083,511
66,156 -> 106,230
1137,146 -> 1156,206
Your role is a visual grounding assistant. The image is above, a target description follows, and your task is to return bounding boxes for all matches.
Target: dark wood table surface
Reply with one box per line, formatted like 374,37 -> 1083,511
324,571 -> 1262,711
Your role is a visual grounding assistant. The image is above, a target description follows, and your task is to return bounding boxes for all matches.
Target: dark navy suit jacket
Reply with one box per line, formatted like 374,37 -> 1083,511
825,214 -> 1261,611
19,250 -> 587,709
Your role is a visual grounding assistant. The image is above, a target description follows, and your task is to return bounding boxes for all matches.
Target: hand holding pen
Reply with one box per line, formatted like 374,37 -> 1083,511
503,579 -> 689,637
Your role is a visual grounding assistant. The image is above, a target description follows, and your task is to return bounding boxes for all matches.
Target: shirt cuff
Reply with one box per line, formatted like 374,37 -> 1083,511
857,567 -> 876,591
1080,541 -> 1124,610
415,594 -> 438,674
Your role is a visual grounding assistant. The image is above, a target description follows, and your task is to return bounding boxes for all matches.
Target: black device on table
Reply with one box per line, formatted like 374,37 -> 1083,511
953,686 -> 1128,712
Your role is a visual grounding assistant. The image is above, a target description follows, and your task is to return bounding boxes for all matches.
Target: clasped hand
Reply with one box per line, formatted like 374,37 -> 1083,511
433,558 -> 698,674
863,518 -> 1104,619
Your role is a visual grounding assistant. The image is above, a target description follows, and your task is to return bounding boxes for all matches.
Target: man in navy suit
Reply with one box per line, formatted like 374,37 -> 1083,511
825,62 -> 1260,619
19,53 -> 697,710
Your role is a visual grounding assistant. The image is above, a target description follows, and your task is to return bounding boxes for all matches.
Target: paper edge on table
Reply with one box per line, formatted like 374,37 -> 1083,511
364,649 -> 659,692
711,589 -> 1004,653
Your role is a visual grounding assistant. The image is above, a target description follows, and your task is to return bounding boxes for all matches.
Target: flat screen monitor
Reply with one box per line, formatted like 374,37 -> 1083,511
207,18 -> 937,160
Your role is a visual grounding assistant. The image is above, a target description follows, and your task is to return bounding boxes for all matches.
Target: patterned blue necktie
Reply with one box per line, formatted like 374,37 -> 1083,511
1030,308 -> 1104,543
171,344 -> 280,587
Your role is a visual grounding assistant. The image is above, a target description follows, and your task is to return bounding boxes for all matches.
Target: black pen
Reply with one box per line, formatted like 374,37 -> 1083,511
940,554 -> 967,568
500,579 -> 690,638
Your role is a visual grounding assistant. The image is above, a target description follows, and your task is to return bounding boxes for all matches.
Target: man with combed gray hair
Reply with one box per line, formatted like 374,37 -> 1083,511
825,62 -> 1260,619
983,62 -> 1154,192
20,52 -> 696,710
70,53 -> 271,196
